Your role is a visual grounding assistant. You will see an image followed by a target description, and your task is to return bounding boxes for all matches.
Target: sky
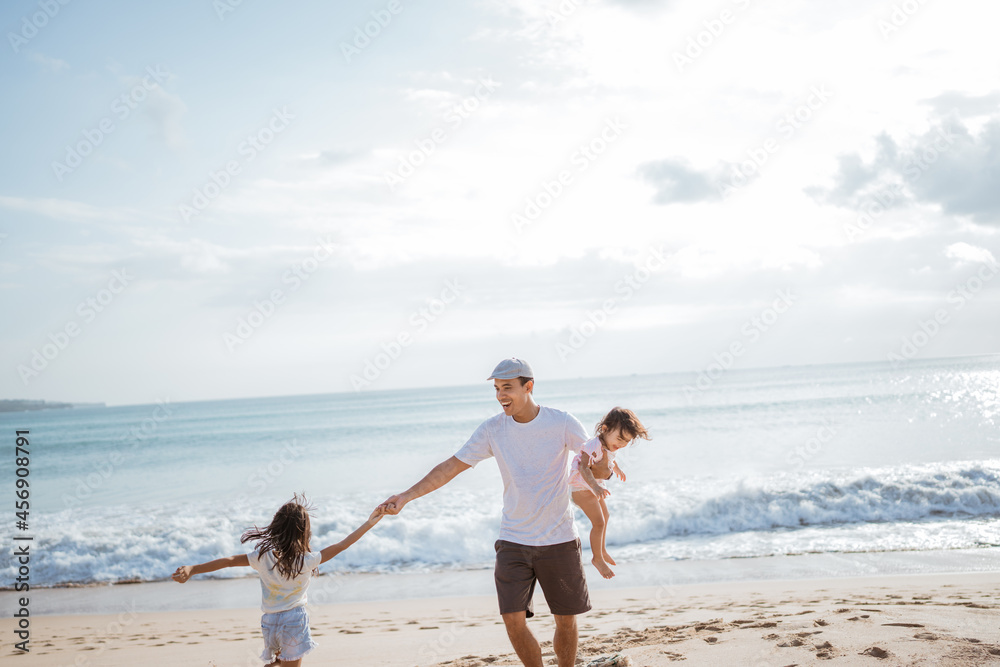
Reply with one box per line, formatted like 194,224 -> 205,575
2,0 -> 999,405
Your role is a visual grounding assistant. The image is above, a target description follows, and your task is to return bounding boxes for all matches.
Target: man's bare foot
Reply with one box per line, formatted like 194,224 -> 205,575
603,551 -> 617,566
592,556 -> 615,579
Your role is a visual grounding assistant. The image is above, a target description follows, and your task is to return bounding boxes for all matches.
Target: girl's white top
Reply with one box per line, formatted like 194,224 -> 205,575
247,547 -> 322,613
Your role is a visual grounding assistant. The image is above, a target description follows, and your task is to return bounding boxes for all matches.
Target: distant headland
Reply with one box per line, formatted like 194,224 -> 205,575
0,400 -> 105,413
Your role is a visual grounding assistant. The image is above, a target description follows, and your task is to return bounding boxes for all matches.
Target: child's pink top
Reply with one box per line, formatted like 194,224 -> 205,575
568,436 -> 616,490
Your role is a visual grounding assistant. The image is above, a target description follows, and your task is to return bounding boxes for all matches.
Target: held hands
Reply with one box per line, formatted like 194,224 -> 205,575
377,494 -> 406,515
172,566 -> 193,583
368,507 -> 386,525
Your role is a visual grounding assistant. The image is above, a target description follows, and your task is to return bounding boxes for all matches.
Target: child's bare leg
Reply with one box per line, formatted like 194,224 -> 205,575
571,490 -> 614,579
598,497 -> 615,566
279,660 -> 302,667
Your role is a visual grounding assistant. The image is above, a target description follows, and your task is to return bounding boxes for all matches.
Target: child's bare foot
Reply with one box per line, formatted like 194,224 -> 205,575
592,556 -> 615,579
603,551 -> 617,566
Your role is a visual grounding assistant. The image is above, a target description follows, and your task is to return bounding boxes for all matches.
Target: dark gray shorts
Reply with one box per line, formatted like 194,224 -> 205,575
494,538 -> 591,618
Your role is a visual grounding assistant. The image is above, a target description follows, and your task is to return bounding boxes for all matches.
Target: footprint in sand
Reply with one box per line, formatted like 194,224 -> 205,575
881,622 -> 924,628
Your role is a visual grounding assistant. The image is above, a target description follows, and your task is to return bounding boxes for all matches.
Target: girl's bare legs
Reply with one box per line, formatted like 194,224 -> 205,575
599,496 -> 615,566
280,660 -> 301,667
571,490 -> 614,579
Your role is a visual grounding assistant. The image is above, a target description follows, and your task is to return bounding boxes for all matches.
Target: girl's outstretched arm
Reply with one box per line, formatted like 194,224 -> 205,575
579,457 -> 610,499
320,509 -> 383,564
613,461 -> 626,482
172,554 -> 250,583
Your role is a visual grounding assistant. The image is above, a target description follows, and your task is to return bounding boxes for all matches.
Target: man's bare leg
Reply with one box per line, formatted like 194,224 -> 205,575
553,614 -> 578,667
502,611 -> 543,667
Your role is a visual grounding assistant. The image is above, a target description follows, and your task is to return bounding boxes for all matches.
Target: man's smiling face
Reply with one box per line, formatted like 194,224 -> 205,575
494,377 -> 532,416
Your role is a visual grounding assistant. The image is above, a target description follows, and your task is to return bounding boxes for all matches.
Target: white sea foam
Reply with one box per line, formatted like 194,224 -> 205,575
6,461 -> 998,587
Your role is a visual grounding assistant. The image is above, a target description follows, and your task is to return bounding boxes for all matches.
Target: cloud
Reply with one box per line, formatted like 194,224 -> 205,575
637,158 -> 723,204
945,242 -> 997,267
809,109 -> 1000,225
117,69 -> 187,149
0,195 -> 152,225
27,52 -> 69,72
923,91 -> 1000,118
139,85 -> 187,149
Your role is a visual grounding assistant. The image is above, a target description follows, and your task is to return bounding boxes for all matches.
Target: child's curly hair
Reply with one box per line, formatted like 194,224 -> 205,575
596,407 -> 651,443
241,493 -> 314,579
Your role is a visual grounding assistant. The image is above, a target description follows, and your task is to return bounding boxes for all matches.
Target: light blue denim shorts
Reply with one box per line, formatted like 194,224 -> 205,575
260,606 -> 317,663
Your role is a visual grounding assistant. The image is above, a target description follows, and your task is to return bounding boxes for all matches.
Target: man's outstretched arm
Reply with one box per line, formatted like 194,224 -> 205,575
379,456 -> 471,514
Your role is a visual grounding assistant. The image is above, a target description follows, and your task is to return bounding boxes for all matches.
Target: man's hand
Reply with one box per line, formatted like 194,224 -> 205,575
172,566 -> 193,583
378,493 -> 407,515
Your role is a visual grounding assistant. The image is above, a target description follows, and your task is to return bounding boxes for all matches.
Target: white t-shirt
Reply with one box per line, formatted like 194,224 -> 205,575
247,547 -> 323,613
455,406 -> 589,546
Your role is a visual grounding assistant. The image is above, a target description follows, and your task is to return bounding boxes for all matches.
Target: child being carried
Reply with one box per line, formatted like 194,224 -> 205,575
569,407 -> 650,579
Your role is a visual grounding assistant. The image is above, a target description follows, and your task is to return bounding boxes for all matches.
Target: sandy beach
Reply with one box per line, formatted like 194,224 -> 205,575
6,570 -> 999,666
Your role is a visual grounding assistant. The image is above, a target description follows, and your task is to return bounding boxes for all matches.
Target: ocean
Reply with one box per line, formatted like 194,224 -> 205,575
2,354 -> 999,591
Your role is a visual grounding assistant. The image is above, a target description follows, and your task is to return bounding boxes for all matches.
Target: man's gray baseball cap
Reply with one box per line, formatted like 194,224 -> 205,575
488,358 -> 534,380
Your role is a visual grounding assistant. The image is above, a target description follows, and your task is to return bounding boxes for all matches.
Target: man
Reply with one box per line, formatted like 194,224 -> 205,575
379,358 -> 591,667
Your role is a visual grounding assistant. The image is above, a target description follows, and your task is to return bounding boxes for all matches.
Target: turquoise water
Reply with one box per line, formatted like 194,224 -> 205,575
1,355 -> 998,587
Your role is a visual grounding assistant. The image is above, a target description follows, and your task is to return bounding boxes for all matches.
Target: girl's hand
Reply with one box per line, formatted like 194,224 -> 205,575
368,507 -> 384,525
614,464 -> 626,482
172,566 -> 193,583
